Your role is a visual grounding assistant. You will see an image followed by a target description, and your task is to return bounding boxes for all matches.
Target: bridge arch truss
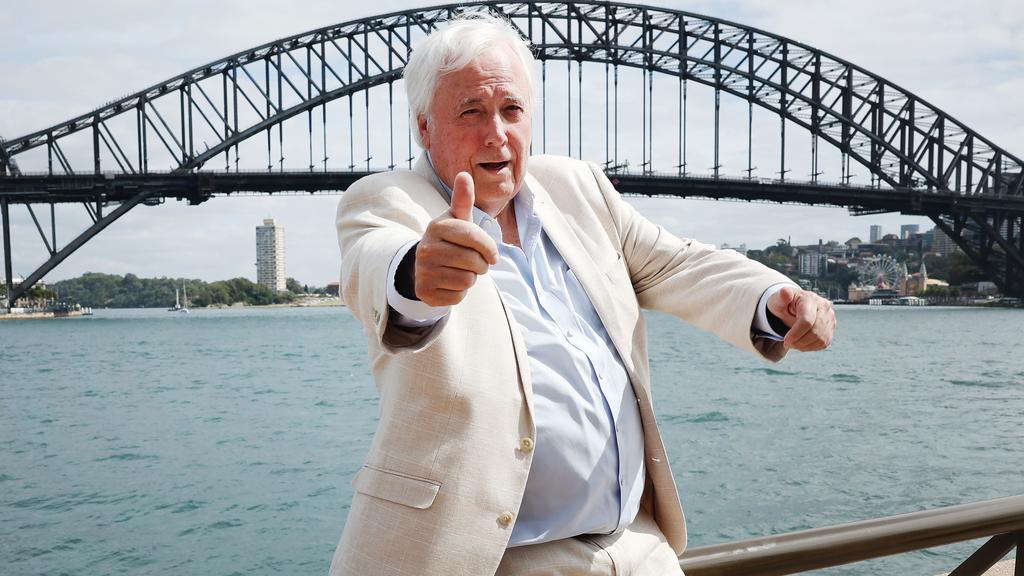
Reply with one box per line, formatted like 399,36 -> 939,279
2,1 -> 1023,302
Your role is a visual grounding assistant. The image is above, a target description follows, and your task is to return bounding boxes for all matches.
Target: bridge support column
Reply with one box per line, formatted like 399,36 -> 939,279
2,197 -> 12,310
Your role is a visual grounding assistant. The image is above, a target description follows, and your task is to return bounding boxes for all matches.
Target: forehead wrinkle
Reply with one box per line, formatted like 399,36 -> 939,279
457,95 -> 527,107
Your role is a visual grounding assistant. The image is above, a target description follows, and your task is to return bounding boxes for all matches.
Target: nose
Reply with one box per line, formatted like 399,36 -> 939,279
483,113 -> 508,147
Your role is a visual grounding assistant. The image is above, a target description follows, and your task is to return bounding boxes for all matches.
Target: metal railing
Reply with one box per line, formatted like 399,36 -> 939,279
678,495 -> 1024,576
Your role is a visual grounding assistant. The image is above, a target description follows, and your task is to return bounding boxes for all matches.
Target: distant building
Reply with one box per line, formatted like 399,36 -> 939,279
901,262 -> 928,295
879,233 -> 900,247
869,225 -> 882,243
326,282 -> 340,297
976,281 -> 998,295
961,281 -> 999,295
847,283 -> 876,303
900,224 -> 920,239
256,218 -> 286,292
721,242 -> 747,255
930,226 -> 959,256
798,252 -> 822,276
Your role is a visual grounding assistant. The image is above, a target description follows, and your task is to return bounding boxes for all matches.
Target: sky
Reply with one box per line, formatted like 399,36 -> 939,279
2,0 -> 1022,287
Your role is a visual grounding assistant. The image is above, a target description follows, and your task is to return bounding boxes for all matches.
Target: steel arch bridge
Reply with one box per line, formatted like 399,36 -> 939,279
2,1 -> 1023,305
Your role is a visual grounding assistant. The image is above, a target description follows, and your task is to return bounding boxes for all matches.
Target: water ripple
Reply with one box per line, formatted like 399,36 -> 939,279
664,411 -> 730,424
737,366 -> 801,377
209,519 -> 243,530
172,500 -> 206,514
95,452 -> 160,462
946,378 -> 1006,389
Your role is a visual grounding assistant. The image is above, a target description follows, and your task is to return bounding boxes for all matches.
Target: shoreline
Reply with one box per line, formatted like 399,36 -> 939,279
835,301 -> 1023,309
0,299 -> 344,319
0,309 -> 92,321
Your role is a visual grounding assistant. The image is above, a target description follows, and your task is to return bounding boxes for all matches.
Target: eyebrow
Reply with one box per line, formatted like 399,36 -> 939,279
457,96 -> 527,107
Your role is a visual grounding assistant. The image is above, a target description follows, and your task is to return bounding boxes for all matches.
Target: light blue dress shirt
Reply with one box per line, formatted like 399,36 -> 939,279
386,157 -> 790,547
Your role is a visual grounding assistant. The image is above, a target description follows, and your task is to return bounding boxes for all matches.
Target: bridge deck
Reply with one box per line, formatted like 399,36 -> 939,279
3,171 -> 1023,217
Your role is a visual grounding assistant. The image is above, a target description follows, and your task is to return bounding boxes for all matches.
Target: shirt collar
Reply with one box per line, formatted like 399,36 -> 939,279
424,152 -> 540,251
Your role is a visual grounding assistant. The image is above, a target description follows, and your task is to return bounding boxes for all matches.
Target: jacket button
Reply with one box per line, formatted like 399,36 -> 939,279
498,511 -> 514,527
520,437 -> 534,452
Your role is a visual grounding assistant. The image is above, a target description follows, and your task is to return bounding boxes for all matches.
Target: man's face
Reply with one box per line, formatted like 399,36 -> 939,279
418,46 -> 532,216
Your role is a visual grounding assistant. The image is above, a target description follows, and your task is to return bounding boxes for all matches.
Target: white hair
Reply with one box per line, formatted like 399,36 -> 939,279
404,13 -> 537,147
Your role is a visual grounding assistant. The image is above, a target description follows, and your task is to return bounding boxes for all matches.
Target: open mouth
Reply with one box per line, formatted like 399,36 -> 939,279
478,161 -> 510,172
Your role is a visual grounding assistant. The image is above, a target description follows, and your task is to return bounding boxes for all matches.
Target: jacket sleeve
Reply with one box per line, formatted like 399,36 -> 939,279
336,173 -> 449,353
585,162 -> 791,362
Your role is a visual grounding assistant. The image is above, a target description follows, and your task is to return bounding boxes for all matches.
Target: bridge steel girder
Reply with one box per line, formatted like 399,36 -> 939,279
2,197 -> 12,307
2,1 -> 1024,300
3,192 -> 158,305
5,2 -> 1021,196
930,213 -> 1024,297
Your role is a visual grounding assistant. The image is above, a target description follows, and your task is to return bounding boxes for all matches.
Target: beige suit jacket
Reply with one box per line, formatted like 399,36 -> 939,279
330,155 -> 790,576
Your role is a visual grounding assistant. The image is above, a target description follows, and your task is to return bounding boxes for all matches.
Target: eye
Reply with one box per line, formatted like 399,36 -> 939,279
460,108 -> 481,117
503,105 -> 525,118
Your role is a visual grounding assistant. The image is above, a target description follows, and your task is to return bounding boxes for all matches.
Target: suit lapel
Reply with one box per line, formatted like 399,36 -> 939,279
413,154 -> 537,418
412,155 -> 451,205
526,173 -> 635,374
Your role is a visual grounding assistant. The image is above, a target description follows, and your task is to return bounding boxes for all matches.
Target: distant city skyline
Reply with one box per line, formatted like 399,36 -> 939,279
2,1 -> 1020,286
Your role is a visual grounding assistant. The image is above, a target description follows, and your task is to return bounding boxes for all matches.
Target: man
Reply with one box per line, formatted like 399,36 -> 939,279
331,14 -> 834,576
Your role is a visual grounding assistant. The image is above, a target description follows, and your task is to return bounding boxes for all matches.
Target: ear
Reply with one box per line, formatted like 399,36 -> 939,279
417,114 -> 431,150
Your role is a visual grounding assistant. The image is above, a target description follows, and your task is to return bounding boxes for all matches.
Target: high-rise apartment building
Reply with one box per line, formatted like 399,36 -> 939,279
869,225 -> 882,244
900,224 -> 920,239
256,218 -> 286,292
930,226 -> 959,256
798,252 -> 822,276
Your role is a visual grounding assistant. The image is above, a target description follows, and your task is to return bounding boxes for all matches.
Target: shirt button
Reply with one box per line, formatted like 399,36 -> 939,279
498,511 -> 514,527
520,437 -> 534,453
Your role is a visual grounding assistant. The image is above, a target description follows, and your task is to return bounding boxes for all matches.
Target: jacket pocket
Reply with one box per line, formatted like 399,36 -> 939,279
351,464 -> 441,510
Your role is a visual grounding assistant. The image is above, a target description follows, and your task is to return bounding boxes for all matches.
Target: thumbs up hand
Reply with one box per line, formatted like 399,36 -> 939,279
411,172 -> 499,307
449,172 -> 476,221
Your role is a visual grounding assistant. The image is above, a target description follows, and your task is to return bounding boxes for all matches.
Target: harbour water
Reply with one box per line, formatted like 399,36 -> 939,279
1,306 -> 1021,575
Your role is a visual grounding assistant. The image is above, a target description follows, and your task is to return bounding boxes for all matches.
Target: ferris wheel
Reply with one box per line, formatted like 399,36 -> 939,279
860,255 -> 903,289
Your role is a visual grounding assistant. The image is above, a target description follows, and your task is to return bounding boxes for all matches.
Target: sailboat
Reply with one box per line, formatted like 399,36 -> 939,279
180,284 -> 190,314
168,288 -> 181,312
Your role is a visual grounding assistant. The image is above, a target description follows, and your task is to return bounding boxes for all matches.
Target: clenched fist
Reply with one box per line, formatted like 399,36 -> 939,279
767,286 -> 836,351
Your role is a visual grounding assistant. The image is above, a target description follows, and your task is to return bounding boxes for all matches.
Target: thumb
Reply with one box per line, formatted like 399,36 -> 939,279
450,172 -> 475,221
769,286 -> 799,321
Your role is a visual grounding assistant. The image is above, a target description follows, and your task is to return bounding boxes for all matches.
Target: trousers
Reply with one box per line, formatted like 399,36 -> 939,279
494,509 -> 684,576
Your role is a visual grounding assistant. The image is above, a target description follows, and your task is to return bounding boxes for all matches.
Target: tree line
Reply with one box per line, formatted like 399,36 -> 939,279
46,273 -> 323,308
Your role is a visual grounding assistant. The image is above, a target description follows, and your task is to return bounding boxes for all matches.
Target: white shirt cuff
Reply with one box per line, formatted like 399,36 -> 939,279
386,239 -> 451,327
753,282 -> 798,341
